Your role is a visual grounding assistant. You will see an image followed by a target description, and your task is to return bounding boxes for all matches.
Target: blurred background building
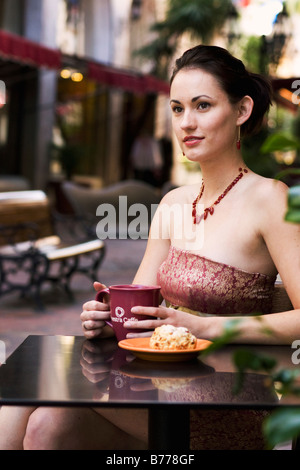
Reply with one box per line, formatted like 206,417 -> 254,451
0,0 -> 299,200
0,0 -> 171,195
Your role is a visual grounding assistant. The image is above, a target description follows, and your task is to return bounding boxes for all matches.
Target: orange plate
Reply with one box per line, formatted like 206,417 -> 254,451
118,337 -> 212,362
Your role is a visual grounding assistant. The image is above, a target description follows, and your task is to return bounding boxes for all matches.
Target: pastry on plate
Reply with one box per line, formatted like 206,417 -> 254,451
149,325 -> 197,350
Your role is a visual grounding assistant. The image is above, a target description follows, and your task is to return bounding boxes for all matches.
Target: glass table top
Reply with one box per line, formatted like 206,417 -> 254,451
0,335 -> 299,408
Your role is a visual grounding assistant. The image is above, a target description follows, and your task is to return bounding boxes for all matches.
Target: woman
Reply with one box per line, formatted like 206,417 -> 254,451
1,45 -> 300,450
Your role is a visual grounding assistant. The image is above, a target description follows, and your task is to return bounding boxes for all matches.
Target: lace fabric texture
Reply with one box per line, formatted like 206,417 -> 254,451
162,373 -> 277,450
157,245 -> 276,316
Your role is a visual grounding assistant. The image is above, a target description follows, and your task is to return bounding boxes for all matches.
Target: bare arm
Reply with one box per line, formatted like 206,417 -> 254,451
133,202 -> 171,286
81,194 -> 172,338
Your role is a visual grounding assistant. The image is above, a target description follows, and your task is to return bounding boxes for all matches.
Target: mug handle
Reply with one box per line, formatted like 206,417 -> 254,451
95,288 -> 113,329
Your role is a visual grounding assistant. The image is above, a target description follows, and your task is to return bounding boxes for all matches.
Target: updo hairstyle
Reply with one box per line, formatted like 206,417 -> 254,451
170,45 -> 273,137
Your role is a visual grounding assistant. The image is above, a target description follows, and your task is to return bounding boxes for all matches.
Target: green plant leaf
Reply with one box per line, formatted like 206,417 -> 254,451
275,169 -> 300,181
263,408 -> 300,448
200,319 -> 242,357
287,185 -> 300,208
233,349 -> 277,372
284,186 -> 300,224
232,349 -> 277,394
285,210 -> 300,224
273,368 -> 300,396
273,368 -> 300,385
284,185 -> 300,223
260,133 -> 300,154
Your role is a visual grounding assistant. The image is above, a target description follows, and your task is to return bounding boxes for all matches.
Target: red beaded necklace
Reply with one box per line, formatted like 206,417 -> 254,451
192,167 -> 248,224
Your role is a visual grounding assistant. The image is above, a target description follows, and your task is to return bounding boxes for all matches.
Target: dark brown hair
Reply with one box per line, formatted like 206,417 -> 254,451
170,45 -> 273,136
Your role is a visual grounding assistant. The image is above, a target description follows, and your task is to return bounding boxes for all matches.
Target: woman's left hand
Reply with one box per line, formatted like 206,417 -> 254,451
123,305 -> 196,338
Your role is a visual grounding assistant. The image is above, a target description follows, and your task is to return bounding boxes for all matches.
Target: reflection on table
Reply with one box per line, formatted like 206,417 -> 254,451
1,335 -> 299,409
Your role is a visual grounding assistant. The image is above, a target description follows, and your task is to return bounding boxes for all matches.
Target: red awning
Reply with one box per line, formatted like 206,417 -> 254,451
3,30 -> 300,101
0,30 -> 62,69
0,29 -> 169,95
87,61 -> 169,95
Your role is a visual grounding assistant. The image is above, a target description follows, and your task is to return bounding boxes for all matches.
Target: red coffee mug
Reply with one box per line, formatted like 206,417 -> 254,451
95,284 -> 161,342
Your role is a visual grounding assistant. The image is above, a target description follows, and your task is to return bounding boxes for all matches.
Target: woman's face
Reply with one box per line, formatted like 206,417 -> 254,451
170,68 -> 240,164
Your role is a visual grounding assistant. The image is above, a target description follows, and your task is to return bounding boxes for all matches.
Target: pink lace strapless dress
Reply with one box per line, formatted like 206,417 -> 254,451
157,246 -> 277,450
157,246 -> 276,316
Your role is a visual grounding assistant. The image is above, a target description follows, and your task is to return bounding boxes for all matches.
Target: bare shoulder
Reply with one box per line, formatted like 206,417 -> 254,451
160,183 -> 199,206
246,173 -> 294,242
249,173 -> 288,210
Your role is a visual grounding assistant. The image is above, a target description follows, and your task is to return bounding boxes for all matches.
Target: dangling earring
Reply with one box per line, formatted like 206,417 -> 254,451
236,126 -> 241,150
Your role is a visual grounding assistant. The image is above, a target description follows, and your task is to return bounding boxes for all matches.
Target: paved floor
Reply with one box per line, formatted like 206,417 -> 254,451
0,238 -> 148,359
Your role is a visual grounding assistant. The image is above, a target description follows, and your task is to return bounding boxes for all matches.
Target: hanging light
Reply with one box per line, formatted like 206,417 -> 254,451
60,69 -> 72,79
131,0 -> 142,20
263,2 -> 292,74
71,72 -> 83,82
223,3 -> 240,46
66,0 -> 81,26
60,68 -> 84,82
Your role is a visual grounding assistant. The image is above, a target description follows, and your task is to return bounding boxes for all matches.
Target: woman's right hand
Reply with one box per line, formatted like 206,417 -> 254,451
80,282 -> 114,339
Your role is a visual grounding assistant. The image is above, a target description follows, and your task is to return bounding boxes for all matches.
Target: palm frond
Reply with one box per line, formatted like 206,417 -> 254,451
135,0 -> 237,77
153,0 -> 235,43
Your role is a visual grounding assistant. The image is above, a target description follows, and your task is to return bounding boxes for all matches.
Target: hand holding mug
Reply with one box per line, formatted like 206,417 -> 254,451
81,282 -> 113,339
95,284 -> 161,342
